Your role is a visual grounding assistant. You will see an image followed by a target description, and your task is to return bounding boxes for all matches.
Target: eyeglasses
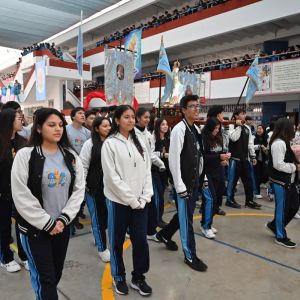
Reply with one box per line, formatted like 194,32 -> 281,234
186,104 -> 200,110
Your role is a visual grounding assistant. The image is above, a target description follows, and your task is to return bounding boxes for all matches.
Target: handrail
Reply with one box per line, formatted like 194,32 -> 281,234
23,65 -> 35,90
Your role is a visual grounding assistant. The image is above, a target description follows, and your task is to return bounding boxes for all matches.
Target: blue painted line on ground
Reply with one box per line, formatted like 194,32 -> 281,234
195,232 -> 300,274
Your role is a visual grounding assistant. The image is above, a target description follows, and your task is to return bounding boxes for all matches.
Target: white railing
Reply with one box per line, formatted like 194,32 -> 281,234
66,88 -> 81,107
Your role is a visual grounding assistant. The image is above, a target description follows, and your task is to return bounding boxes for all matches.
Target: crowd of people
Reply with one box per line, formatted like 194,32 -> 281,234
21,42 -> 64,60
1,72 -> 16,81
96,0 -> 229,47
138,45 -> 300,82
0,97 -> 300,299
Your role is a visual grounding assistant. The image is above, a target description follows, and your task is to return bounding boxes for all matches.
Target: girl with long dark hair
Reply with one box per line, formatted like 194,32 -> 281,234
101,105 -> 153,296
0,108 -> 28,273
201,117 -> 230,238
152,118 -> 171,227
135,107 -> 165,241
80,116 -> 111,262
11,108 -> 85,299
253,125 -> 268,196
266,118 -> 300,248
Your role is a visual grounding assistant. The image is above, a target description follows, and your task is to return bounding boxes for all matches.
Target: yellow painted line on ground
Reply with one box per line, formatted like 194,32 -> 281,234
101,239 -> 132,300
80,219 -> 92,225
10,243 -> 18,254
164,203 -> 173,209
101,212 -> 273,300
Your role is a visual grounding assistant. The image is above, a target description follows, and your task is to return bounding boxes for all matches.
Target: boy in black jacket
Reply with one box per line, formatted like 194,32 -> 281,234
156,95 -> 208,272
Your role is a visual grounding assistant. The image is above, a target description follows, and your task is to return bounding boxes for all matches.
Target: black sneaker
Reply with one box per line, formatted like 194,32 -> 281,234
75,220 -> 84,230
265,222 -> 276,236
245,200 -> 261,209
79,212 -> 86,219
113,279 -> 129,295
130,278 -> 152,296
225,200 -> 241,209
184,255 -> 207,272
275,238 -> 297,249
216,208 -> 226,216
158,220 -> 168,228
156,231 -> 178,251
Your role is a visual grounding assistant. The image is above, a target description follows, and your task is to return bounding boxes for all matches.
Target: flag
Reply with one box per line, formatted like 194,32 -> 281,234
157,36 -> 172,103
245,57 -> 261,104
76,22 -> 83,76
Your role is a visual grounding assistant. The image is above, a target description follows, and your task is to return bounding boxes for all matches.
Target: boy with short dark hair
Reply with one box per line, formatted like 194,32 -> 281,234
226,109 -> 261,209
156,95 -> 208,272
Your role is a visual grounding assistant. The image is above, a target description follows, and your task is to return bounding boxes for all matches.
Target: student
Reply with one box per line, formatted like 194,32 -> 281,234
206,105 -> 229,215
11,108 -> 85,300
2,101 -> 30,139
152,118 -> 172,228
84,110 -> 97,131
156,95 -> 208,272
266,118 -> 300,248
80,117 -> 111,262
66,107 -> 90,230
226,109 -> 261,209
201,117 -> 230,238
253,125 -> 268,197
0,109 -> 28,272
101,105 -> 153,296
135,108 -> 165,241
66,107 -> 91,155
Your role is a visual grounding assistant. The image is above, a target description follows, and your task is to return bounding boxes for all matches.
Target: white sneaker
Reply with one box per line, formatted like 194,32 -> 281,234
211,227 -> 218,234
201,227 -> 215,239
254,194 -> 263,199
147,234 -> 160,242
1,260 -> 21,273
294,213 -> 300,219
20,260 -> 30,271
98,249 -> 110,263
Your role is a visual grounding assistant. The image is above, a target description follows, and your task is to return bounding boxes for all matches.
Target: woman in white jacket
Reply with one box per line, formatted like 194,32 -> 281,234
11,108 -> 85,300
101,105 -> 153,297
134,107 -> 165,240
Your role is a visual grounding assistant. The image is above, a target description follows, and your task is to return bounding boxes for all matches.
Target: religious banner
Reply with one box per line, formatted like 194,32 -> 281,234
35,60 -> 46,101
105,48 -> 134,106
124,28 -> 142,80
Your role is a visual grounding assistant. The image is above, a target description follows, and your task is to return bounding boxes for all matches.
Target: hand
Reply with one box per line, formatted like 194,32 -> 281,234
159,167 -> 166,172
252,159 -> 257,166
56,220 -> 65,232
221,160 -> 228,167
220,153 -> 230,161
135,205 -> 143,209
236,119 -> 243,126
50,222 -> 64,235
297,164 -> 300,171
178,191 -> 190,200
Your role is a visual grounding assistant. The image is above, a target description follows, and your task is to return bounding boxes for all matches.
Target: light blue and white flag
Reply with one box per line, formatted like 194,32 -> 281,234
245,57 -> 261,104
157,36 -> 172,103
35,60 -> 46,101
